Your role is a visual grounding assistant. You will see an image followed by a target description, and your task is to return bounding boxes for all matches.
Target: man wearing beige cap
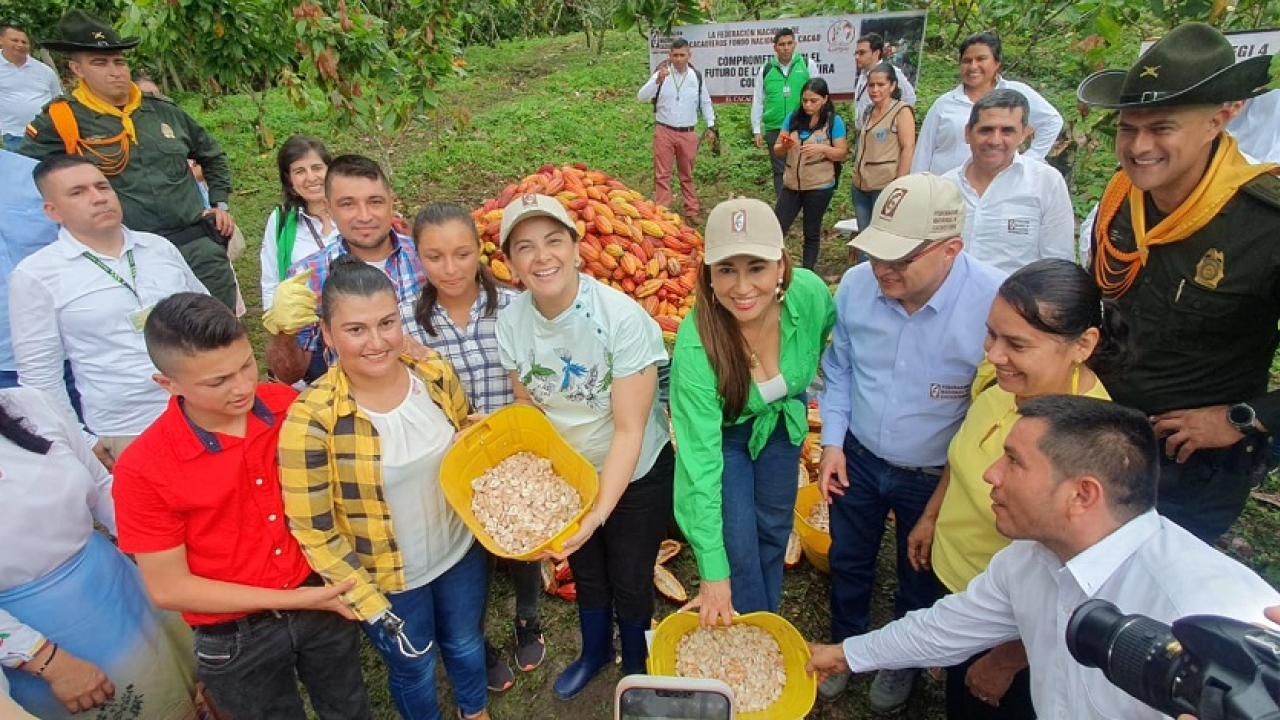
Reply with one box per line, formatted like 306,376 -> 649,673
816,173 -> 1005,709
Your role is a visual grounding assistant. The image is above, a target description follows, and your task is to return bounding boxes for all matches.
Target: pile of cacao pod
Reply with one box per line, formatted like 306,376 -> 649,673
471,163 -> 704,343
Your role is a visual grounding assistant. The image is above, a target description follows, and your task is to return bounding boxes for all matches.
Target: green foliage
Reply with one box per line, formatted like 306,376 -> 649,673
0,0 -> 125,41
614,0 -> 707,37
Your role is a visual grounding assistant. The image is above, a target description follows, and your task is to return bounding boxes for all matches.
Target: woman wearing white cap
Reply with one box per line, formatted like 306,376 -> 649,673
494,194 -> 673,699
669,198 -> 835,626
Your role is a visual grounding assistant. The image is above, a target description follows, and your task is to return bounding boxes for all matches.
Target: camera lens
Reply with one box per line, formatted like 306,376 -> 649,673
1067,599 -> 1189,717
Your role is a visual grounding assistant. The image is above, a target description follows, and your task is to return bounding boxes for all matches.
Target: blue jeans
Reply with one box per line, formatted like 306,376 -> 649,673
828,431 -> 945,641
721,410 -> 803,614
852,186 -> 881,235
364,542 -> 487,719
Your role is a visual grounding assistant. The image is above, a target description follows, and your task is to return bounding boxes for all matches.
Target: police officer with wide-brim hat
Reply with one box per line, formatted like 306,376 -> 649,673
1077,21 -> 1271,108
39,9 -> 140,53
1075,21 -> 1280,544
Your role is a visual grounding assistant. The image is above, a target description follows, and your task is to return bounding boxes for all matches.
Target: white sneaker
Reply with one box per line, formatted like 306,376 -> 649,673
868,667 -> 919,713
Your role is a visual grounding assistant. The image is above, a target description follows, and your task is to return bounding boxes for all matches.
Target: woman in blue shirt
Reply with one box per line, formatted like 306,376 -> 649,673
772,77 -> 848,269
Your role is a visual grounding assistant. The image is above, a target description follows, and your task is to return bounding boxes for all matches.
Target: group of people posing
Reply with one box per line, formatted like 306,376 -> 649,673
3,9 -> 1280,720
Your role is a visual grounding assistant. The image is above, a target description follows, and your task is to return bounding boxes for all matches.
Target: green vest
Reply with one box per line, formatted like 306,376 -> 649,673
761,55 -> 810,132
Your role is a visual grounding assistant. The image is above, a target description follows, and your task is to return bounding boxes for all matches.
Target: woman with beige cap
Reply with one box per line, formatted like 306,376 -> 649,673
494,194 -> 674,699
669,198 -> 835,627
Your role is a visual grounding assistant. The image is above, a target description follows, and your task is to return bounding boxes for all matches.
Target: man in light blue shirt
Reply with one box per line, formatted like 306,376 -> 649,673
0,151 -> 59,387
816,173 -> 1005,710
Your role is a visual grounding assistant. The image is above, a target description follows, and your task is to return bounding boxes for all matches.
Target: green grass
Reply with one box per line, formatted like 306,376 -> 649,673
176,29 -> 1279,720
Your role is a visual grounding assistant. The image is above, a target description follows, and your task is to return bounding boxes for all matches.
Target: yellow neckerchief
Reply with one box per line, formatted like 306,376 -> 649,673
72,79 -> 143,144
1094,134 -> 1277,298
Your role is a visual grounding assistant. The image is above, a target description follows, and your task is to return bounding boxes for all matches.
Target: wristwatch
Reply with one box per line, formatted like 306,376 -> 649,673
214,201 -> 230,212
1227,402 -> 1258,433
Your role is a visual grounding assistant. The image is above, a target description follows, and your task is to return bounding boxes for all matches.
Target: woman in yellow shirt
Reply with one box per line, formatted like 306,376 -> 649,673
906,259 -> 1133,720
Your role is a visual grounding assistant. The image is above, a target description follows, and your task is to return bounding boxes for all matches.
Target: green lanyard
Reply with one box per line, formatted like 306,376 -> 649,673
81,249 -> 140,304
672,70 -> 688,100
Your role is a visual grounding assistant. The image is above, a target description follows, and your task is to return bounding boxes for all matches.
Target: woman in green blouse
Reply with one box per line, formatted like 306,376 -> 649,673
670,198 -> 835,627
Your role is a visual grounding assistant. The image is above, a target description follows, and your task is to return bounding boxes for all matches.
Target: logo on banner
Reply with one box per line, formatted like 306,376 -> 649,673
827,20 -> 856,52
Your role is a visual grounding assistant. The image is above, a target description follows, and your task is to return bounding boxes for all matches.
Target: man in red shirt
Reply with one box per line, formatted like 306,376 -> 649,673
112,293 -> 370,720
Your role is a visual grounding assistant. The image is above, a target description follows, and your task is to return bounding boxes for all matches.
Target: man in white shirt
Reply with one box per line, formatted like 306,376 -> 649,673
852,33 -> 916,131
8,155 -> 208,465
807,395 -> 1280,719
0,24 -> 62,151
750,28 -> 821,199
943,88 -> 1076,274
912,32 -> 1063,176
637,38 -> 716,223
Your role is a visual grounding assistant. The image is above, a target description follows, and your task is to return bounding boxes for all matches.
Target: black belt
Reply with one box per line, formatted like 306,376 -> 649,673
847,430 -> 944,477
160,216 -> 225,247
658,122 -> 696,132
194,574 -> 325,635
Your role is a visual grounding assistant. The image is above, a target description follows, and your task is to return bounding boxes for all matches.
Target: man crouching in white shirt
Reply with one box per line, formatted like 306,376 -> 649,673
807,394 -> 1280,719
8,155 -> 208,467
942,88 -> 1076,275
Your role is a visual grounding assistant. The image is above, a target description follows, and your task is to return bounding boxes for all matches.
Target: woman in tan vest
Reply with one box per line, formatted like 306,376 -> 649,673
772,77 -> 848,270
851,63 -> 916,234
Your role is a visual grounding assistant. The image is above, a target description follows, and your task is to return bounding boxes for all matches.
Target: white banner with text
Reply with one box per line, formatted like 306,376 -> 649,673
648,11 -> 927,103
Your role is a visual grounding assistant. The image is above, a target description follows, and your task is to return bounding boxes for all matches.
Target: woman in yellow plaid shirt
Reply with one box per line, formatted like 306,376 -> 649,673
278,256 -> 490,720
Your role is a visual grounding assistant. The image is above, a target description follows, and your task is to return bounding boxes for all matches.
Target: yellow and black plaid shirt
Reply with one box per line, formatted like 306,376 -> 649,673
278,353 -> 473,620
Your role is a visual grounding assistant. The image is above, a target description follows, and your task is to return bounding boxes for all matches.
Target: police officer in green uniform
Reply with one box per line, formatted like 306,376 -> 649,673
750,28 -> 820,199
1078,22 -> 1280,541
19,10 -> 239,310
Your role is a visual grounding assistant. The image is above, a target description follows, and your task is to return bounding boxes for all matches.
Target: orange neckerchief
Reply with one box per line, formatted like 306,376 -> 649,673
72,80 -> 143,144
1094,134 -> 1276,298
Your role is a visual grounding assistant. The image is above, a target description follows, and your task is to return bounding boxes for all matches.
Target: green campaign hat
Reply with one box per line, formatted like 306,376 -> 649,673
41,9 -> 140,53
1077,22 -> 1272,109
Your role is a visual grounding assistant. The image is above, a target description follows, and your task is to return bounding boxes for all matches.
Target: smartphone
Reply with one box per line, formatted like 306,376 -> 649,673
615,676 -> 734,720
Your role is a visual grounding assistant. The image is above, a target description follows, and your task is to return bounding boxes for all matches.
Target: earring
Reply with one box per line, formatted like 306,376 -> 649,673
775,277 -> 787,304
323,346 -> 338,368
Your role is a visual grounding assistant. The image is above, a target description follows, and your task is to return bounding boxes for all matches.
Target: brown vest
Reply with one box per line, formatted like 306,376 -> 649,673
852,101 -> 907,192
783,119 -> 837,191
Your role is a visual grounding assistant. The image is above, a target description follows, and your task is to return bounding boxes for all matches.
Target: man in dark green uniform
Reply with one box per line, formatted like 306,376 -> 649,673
1078,22 -> 1280,541
750,28 -> 819,199
19,10 -> 239,310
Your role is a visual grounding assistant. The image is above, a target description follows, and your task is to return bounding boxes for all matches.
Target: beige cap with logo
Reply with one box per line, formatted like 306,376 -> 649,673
500,193 -> 577,253
849,174 -> 966,262
702,197 -> 785,264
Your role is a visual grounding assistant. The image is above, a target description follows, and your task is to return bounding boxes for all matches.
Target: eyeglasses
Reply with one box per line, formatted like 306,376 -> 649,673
867,240 -> 948,272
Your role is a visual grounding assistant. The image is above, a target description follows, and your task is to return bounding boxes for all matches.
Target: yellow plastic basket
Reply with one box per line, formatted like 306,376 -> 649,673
794,482 -> 831,574
647,611 -> 816,720
440,405 -> 599,561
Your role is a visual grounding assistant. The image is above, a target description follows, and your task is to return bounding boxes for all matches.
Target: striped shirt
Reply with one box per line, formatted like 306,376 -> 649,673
278,354 -> 473,621
288,232 -> 427,352
422,286 -> 519,414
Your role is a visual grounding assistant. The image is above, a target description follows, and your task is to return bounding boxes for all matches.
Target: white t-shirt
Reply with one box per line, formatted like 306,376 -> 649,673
944,153 -> 1077,273
497,274 -> 670,477
361,372 -> 472,589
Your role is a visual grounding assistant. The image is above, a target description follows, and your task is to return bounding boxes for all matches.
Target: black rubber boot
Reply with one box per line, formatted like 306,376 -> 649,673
616,616 -> 650,676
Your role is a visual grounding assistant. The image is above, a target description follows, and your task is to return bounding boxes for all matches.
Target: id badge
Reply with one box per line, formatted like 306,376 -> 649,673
783,85 -> 792,97
127,305 -> 153,333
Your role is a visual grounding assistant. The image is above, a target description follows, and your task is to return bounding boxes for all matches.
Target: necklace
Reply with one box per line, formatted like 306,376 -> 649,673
744,303 -> 777,369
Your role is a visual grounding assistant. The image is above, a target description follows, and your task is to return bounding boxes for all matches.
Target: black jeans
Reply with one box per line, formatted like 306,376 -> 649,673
1157,435 -> 1266,542
569,443 -> 675,623
765,129 -> 786,200
945,649 -> 1035,720
776,186 -> 836,269
193,608 -> 370,720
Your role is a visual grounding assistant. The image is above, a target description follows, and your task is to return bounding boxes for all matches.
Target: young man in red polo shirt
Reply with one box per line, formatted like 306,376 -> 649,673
112,293 -> 371,720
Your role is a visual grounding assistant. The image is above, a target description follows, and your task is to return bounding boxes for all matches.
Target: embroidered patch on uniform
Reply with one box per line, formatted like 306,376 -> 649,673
1193,248 -> 1224,289
873,128 -> 888,142
521,193 -> 538,207
160,123 -> 176,139
732,209 -> 747,235
1141,65 -> 1160,78
929,383 -> 968,400
1006,219 -> 1031,235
